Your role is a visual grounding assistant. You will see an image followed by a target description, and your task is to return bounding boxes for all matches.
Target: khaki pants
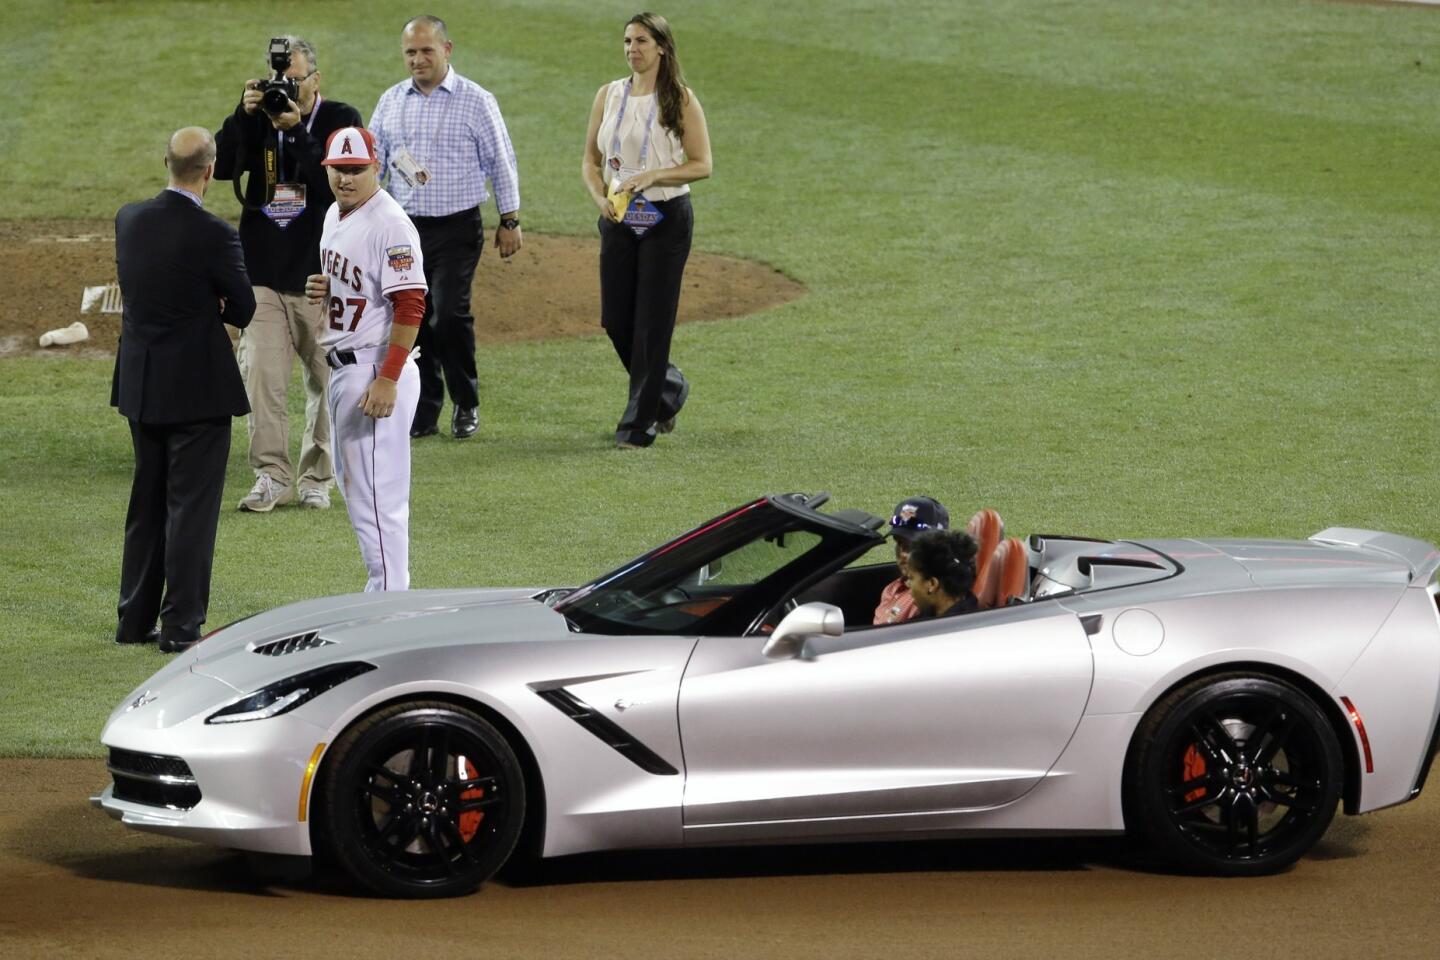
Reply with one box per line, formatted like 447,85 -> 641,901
236,287 -> 332,491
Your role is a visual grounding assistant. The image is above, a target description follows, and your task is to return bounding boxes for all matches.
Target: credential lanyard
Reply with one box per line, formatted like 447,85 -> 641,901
274,95 -> 323,181
401,84 -> 455,166
610,79 -> 659,171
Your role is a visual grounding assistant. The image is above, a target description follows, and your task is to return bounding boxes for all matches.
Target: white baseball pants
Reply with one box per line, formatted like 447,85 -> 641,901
327,354 -> 420,591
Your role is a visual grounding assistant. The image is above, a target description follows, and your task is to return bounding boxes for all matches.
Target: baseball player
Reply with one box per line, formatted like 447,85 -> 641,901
305,125 -> 426,591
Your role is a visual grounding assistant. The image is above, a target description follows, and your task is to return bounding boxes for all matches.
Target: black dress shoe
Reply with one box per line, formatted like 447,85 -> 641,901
158,630 -> 201,654
410,422 -> 439,439
656,373 -> 690,435
452,406 -> 479,439
115,627 -> 160,646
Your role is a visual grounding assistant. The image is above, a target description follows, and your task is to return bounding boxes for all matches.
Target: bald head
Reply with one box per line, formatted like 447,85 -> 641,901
404,15 -> 448,42
165,126 -> 216,187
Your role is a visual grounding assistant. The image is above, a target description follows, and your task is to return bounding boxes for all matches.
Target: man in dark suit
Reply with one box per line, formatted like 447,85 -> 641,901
111,126 -> 256,654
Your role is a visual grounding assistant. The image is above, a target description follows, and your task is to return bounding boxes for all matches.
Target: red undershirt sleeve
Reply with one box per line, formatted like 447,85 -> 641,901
379,289 -> 426,380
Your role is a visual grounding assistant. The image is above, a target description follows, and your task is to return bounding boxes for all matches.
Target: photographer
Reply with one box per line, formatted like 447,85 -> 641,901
215,36 -> 361,513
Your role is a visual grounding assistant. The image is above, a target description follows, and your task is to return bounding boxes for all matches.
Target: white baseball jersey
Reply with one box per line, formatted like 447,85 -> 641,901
318,188 -> 426,350
317,186 -> 426,593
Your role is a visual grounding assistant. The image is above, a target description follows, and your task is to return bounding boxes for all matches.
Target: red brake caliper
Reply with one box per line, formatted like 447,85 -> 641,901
458,757 -> 485,842
1182,743 -> 1207,803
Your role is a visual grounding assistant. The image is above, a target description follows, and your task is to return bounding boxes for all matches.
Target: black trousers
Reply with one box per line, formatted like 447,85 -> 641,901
599,194 -> 693,446
116,417 -> 231,642
411,208 -> 483,430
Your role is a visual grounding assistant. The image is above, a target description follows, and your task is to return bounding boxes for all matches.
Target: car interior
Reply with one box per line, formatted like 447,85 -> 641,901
782,508 -> 1176,631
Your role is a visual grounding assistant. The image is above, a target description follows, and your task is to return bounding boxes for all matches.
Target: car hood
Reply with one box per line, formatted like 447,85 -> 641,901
182,587 -> 572,691
1187,537 -> 1413,588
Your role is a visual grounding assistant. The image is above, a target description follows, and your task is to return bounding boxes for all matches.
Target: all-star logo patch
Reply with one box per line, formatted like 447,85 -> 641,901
386,244 -> 414,271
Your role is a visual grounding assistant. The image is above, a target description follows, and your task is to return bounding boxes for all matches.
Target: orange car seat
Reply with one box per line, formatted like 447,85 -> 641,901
965,509 -> 1004,597
977,537 -> 1030,610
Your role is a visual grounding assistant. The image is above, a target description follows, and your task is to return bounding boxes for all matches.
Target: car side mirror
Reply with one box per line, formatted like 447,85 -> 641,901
761,602 -> 844,660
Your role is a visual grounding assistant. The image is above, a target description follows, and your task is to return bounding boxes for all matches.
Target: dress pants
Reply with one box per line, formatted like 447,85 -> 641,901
411,208 -> 483,431
599,194 -> 693,447
116,417 -> 231,642
236,287 -> 332,492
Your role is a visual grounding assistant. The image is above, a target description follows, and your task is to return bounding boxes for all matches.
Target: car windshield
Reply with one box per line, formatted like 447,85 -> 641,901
556,497 -> 877,636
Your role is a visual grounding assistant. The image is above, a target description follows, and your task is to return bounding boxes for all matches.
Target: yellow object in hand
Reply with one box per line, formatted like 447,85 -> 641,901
607,185 -> 632,219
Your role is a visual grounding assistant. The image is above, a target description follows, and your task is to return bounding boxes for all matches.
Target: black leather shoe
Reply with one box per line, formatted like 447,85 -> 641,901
410,422 -> 439,439
656,374 -> 690,435
115,627 -> 160,646
452,406 -> 479,439
158,629 -> 201,654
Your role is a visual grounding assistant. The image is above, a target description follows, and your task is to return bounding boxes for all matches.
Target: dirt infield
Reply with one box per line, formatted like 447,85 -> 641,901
0,220 -> 804,359
2,757 -> 1437,959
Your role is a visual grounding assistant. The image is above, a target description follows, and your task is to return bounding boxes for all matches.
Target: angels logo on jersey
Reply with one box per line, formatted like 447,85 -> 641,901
386,245 -> 414,272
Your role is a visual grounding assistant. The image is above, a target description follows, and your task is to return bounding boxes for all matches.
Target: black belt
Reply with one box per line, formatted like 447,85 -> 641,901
326,349 -> 357,369
411,207 -> 480,224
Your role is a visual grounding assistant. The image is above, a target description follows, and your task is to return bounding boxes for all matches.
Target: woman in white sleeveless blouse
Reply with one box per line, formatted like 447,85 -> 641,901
582,12 -> 713,449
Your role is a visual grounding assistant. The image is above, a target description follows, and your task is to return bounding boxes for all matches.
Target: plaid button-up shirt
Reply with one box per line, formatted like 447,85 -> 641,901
369,66 -> 520,218
874,577 -> 919,625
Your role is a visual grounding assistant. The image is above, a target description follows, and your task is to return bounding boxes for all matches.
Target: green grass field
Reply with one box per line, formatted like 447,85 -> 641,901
3,0 -> 1439,755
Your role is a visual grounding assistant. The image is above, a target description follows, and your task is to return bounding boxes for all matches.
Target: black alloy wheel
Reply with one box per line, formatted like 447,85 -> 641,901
319,701 -> 526,898
1127,674 -> 1343,876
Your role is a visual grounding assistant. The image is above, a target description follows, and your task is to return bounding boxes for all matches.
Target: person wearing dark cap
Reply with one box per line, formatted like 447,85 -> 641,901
905,529 -> 981,619
873,496 -> 949,625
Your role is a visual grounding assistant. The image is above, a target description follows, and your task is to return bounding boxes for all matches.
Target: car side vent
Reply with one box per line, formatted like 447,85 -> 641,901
535,688 -> 679,776
252,631 -> 334,656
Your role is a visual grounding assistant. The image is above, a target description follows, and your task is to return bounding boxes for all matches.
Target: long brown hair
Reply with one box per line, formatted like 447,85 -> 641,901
628,12 -> 688,140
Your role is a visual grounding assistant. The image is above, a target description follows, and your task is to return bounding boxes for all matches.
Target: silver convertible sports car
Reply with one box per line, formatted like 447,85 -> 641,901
95,493 -> 1440,897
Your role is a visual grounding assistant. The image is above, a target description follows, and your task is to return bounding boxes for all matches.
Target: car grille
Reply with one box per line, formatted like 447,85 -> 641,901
252,631 -> 333,656
108,748 -> 202,810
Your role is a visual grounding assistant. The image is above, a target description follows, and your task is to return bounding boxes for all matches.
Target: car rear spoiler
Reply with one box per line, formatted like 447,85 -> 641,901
1310,528 -> 1440,585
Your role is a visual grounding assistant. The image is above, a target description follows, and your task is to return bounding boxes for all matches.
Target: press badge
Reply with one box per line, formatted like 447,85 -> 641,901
621,195 -> 664,237
263,183 -> 306,229
391,145 -> 430,187
612,165 -> 643,192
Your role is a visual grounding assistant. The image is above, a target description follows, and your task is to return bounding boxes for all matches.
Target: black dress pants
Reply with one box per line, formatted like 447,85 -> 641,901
116,417 -> 231,643
599,194 -> 693,446
411,208 -> 483,430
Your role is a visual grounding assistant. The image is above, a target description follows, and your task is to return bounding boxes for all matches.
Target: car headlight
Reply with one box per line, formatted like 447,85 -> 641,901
205,662 -> 376,725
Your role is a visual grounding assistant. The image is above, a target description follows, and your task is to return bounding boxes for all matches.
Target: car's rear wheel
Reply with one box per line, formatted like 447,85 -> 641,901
318,701 -> 525,898
1127,674 -> 1342,876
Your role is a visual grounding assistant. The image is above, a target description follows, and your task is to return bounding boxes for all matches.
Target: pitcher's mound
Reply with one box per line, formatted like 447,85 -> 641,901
0,220 -> 805,359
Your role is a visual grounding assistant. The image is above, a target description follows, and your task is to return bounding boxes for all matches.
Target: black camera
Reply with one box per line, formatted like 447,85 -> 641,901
259,37 -> 299,116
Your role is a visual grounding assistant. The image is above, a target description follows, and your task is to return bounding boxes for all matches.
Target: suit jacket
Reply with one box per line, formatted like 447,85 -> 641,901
110,189 -> 256,423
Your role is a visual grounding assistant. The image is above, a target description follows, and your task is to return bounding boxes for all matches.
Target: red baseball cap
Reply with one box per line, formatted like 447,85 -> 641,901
322,126 -> 379,166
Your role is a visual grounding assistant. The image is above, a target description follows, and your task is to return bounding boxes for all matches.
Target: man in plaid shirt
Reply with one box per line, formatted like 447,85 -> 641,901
873,496 -> 951,625
369,14 -> 522,441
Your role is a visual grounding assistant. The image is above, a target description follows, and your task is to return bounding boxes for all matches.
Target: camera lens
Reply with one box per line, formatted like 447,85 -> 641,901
262,87 -> 290,115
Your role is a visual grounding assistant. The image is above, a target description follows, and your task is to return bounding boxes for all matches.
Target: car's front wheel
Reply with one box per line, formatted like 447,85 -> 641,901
317,701 -> 526,898
1127,674 -> 1343,876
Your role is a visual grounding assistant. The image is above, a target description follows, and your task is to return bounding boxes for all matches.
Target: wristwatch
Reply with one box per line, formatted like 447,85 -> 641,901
499,216 -> 520,230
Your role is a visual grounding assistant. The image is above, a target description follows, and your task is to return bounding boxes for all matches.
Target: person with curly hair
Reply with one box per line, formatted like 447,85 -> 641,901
904,529 -> 981,619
